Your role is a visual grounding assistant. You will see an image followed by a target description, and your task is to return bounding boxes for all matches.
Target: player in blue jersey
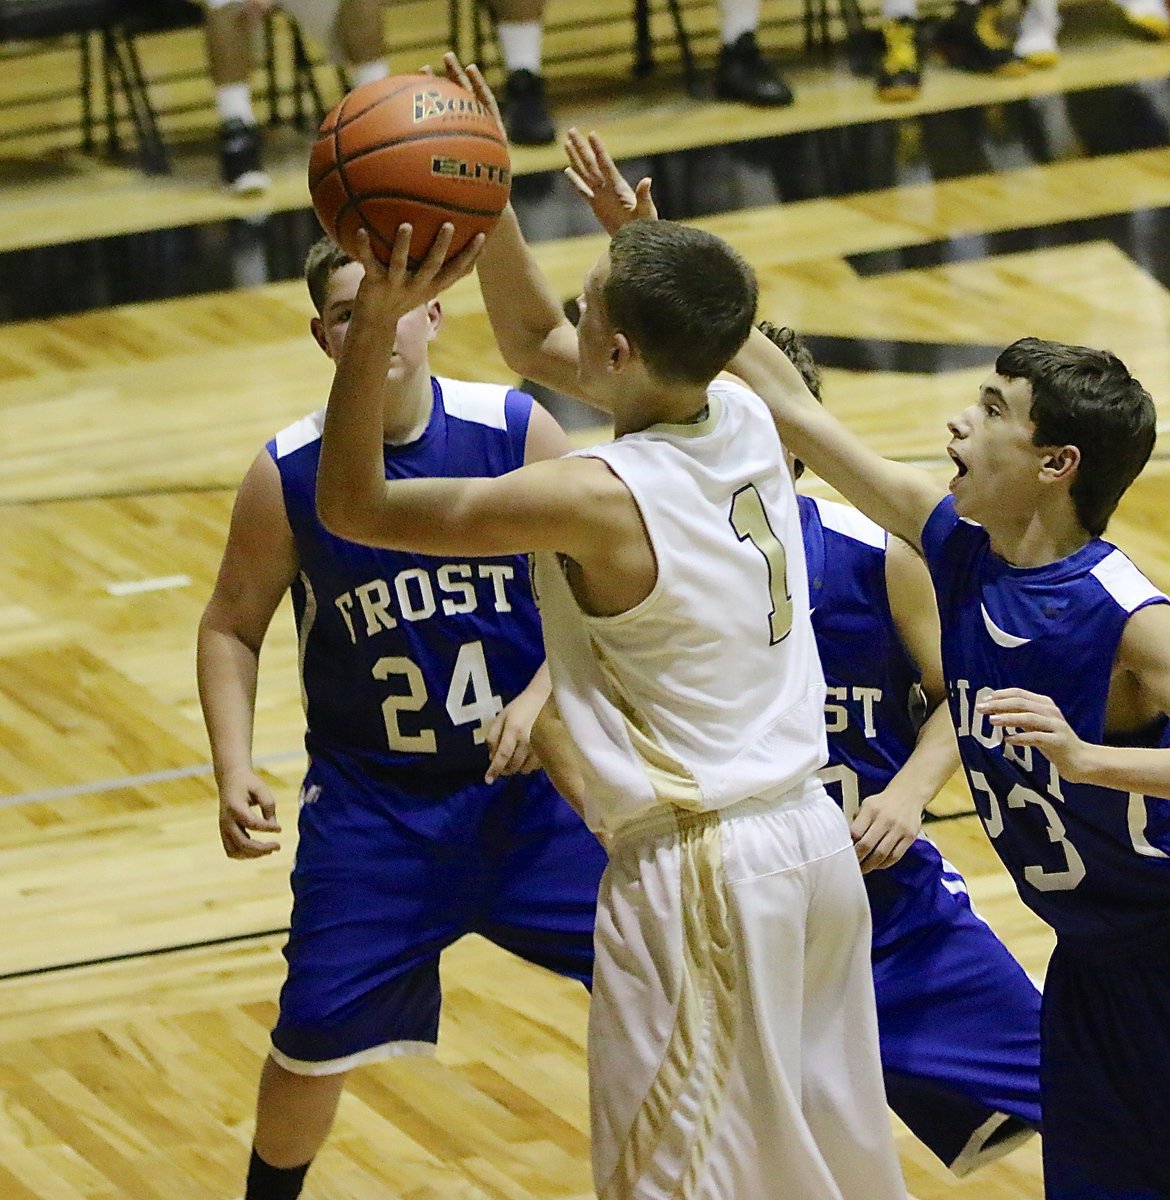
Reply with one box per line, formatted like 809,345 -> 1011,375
196,236 -> 607,1200
765,325 -> 1042,1175
734,326 -> 1170,1199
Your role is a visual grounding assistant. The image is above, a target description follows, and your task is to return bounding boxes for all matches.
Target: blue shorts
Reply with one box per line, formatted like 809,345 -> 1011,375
270,754 -> 606,1074
1040,931 -> 1170,1200
870,842 -> 1043,1175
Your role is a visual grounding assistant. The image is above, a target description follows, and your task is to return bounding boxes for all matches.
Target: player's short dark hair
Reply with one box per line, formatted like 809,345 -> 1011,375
996,337 -> 1156,536
758,321 -> 822,479
604,220 -> 757,385
304,237 -> 354,316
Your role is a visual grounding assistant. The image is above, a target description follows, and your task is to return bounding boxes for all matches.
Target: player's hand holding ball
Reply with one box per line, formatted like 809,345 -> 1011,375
348,222 -> 484,324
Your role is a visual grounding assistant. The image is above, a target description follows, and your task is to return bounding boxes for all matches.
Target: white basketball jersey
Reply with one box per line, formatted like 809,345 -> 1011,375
535,378 -> 828,836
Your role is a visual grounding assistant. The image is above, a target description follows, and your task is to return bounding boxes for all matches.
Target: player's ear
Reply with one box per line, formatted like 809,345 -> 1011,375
1040,443 -> 1080,482
310,316 -> 332,359
426,300 -> 443,340
610,332 -> 632,373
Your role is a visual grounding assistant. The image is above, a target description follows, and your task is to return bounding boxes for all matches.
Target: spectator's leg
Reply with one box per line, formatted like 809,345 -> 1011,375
335,0 -> 391,85
935,0 -> 1027,76
491,0 -> 556,146
874,0 -> 921,102
1015,0 -> 1061,67
714,0 -> 794,107
203,0 -> 270,193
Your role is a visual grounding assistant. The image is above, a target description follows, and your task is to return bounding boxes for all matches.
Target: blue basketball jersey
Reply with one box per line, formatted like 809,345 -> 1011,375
922,496 -> 1170,944
268,377 -> 546,787
799,495 -> 957,934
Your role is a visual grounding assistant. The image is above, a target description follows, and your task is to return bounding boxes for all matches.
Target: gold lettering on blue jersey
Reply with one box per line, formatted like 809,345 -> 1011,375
355,579 -> 398,635
823,685 -> 884,738
438,563 -> 476,614
333,563 -> 521,640
334,592 -> 358,645
394,568 -> 437,622
477,564 -> 515,612
971,685 -> 1003,749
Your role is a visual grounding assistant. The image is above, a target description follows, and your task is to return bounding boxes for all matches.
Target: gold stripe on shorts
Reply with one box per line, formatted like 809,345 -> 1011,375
600,808 -> 739,1200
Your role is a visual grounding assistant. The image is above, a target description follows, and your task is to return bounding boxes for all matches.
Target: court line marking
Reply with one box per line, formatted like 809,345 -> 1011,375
0,750 -> 306,809
0,926 -> 291,983
106,574 -> 191,595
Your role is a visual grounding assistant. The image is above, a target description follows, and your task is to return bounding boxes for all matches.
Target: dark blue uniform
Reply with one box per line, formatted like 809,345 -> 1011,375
265,378 -> 605,1072
801,495 -> 1042,1175
923,495 -> 1170,1199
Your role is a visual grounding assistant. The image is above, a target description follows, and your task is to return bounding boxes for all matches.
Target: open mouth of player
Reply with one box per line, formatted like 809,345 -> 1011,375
948,447 -> 968,487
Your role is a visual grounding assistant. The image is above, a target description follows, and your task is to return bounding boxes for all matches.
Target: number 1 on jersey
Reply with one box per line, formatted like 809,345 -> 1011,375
730,483 -> 793,644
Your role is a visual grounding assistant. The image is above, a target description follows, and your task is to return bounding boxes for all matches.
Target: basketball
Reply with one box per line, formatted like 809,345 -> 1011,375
308,74 -> 511,268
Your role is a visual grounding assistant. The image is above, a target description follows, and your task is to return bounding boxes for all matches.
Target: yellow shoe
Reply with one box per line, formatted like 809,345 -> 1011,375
1117,0 -> 1170,38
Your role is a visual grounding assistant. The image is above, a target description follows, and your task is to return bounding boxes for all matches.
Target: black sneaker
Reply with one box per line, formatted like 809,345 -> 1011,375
715,32 -> 794,107
502,70 -> 556,146
876,18 -> 921,101
936,0 -> 1028,75
219,119 -> 269,194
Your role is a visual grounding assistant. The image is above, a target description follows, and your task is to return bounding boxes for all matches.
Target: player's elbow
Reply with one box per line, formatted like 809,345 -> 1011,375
316,489 -> 368,543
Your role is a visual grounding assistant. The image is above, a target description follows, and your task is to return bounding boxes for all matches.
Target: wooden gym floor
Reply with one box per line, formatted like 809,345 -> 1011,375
1,1 -> 1169,1196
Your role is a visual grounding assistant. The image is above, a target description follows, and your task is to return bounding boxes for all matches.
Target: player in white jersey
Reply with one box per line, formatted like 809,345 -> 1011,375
311,54 -> 908,1200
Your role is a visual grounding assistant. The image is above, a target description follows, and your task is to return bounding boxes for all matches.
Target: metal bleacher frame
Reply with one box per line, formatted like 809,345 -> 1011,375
0,0 -> 332,173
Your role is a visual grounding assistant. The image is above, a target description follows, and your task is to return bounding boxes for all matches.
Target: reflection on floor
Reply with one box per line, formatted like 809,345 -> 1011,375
3,76 -> 1169,324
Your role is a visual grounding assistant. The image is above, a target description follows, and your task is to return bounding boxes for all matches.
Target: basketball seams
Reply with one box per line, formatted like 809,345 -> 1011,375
310,128 -> 507,191
333,128 -> 510,168
356,191 -> 505,219
310,73 -> 511,265
326,86 -> 360,242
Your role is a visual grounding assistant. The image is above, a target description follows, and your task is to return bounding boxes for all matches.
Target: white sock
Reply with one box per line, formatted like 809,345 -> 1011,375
496,22 -> 542,74
720,0 -> 761,44
1118,0 -> 1170,19
1015,0 -> 1060,51
881,0 -> 917,19
215,82 -> 255,126
351,60 -> 389,87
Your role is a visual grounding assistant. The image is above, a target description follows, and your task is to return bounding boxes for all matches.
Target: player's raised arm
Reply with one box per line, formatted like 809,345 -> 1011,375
732,325 -> 944,551
316,225 -> 634,568
563,128 -> 657,236
438,55 -> 592,407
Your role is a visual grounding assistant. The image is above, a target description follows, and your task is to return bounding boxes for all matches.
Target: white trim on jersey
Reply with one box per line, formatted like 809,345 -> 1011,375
980,603 -> 1033,649
812,496 -> 887,550
269,1037 -> 436,1077
1090,549 -> 1169,614
274,409 -> 326,459
437,377 -> 509,430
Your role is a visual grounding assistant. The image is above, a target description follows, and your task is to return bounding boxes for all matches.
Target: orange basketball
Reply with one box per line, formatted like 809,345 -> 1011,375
308,74 -> 511,267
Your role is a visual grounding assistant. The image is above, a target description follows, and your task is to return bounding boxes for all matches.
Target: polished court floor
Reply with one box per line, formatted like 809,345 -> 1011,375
1,3 -> 1168,1197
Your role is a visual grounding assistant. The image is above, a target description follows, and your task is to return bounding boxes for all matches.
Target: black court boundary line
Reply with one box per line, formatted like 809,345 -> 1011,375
1,810 -> 983,980
845,202 -> 1170,283
0,925 -> 291,983
4,76 -> 1170,327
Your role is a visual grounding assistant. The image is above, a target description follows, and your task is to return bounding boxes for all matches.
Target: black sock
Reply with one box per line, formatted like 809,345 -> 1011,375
244,1147 -> 312,1200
